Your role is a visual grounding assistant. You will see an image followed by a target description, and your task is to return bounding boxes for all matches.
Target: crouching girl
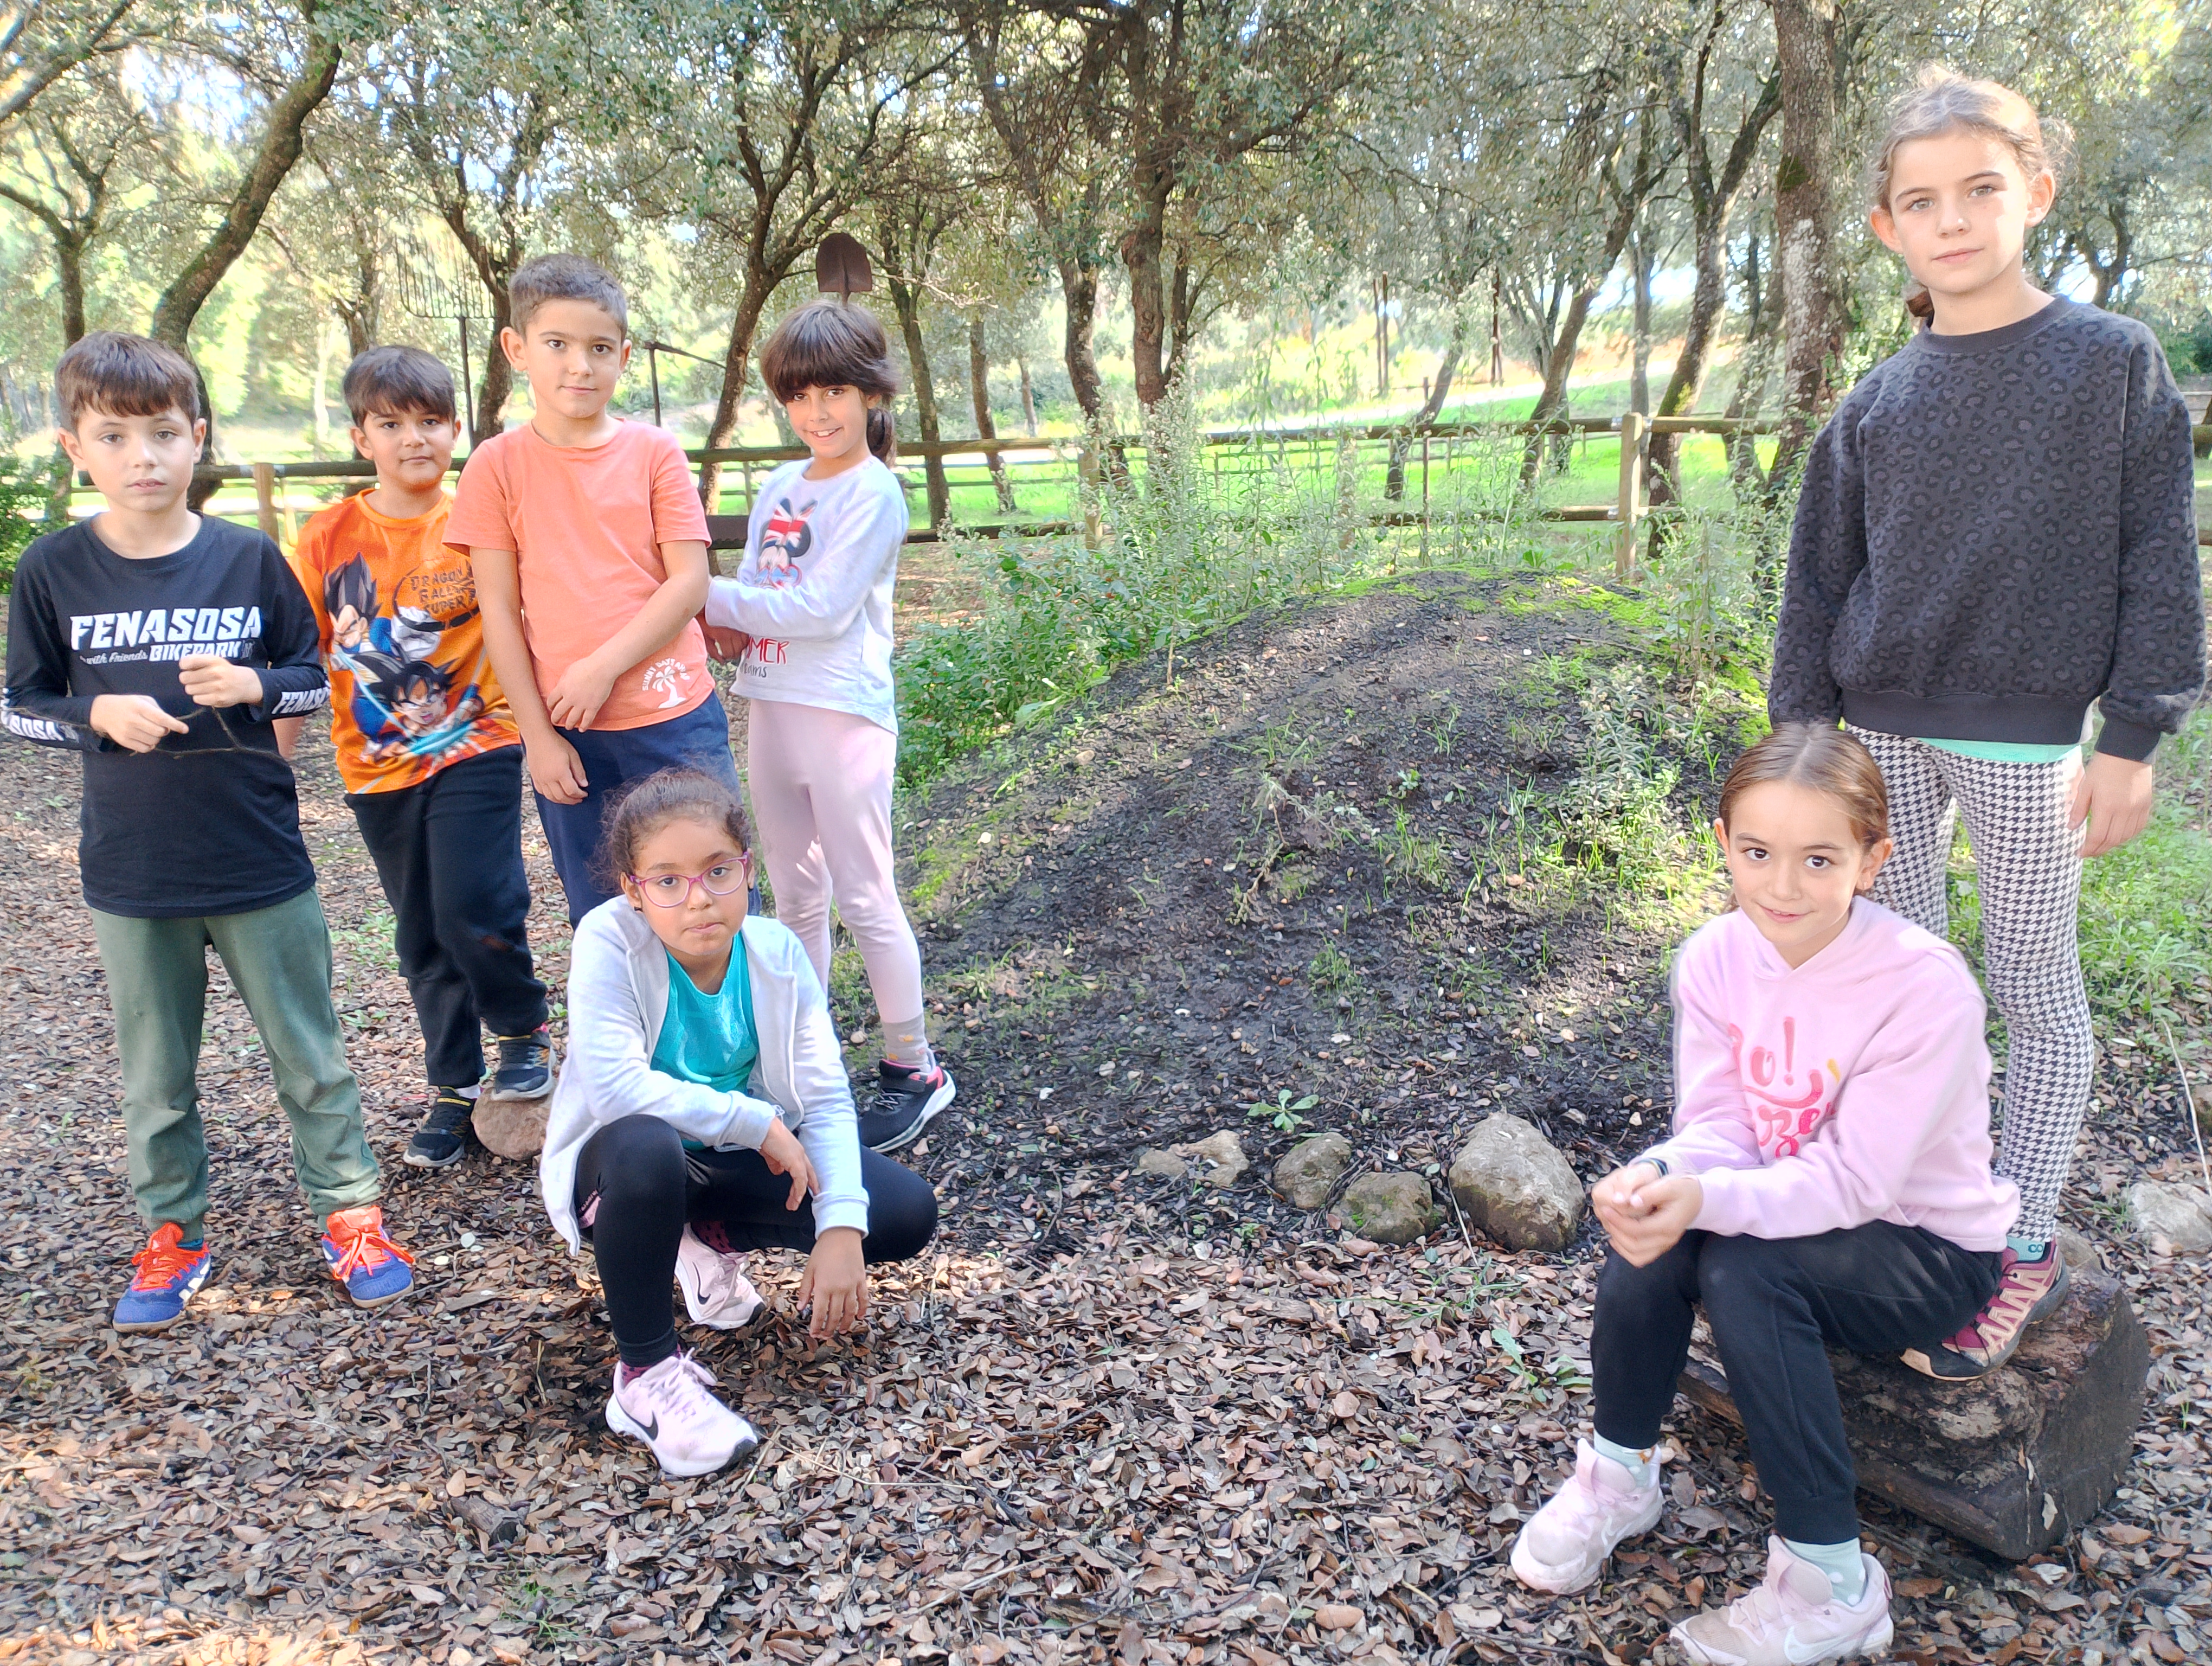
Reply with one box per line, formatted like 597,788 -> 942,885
1511,725 -> 2021,1665
539,768 -> 937,1476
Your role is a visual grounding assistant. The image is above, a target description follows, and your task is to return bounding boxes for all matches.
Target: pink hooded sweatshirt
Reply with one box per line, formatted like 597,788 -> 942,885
1641,898 -> 2020,1251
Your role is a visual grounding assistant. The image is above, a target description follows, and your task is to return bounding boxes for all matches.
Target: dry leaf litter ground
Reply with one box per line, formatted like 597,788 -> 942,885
1,570 -> 2208,1666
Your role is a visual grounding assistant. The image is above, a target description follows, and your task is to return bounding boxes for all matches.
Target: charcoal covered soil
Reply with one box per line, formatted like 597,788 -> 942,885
1,569 -> 2208,1666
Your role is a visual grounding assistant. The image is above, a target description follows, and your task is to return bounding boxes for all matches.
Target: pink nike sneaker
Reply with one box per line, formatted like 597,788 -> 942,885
1671,1536 -> 1894,1665
1508,1438 -> 1664,1593
606,1351 -> 758,1477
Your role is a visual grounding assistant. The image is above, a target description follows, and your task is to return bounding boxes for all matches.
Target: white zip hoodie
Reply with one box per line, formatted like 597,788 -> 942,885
704,456 -> 908,733
539,900 -> 870,1251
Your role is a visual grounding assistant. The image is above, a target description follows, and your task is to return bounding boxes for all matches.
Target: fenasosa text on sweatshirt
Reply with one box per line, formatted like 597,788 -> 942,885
2,516 -> 330,918
704,456 -> 908,733
1639,899 -> 2020,1251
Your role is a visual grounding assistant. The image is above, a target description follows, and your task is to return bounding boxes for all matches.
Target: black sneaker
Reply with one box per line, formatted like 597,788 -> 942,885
486,1027 -> 554,1101
859,1062 -> 956,1152
404,1089 -> 479,1169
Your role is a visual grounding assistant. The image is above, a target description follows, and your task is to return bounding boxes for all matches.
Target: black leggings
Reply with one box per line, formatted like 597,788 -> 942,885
1593,1224 -> 2000,1544
574,1113 -> 938,1368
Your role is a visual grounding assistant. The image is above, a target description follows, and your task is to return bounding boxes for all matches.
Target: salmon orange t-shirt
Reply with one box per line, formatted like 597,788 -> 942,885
290,492 -> 520,794
443,420 -> 713,732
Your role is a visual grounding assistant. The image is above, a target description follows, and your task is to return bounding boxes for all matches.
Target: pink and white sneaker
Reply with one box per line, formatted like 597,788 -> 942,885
606,1352 -> 759,1477
674,1226 -> 764,1329
1508,1439 -> 1664,1593
1671,1537 -> 1894,1665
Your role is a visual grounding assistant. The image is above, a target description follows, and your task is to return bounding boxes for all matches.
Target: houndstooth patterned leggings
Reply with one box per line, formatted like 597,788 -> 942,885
1848,728 -> 2092,1243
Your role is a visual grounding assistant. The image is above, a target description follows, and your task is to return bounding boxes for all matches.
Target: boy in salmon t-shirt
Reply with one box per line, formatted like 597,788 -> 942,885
445,253 -> 738,922
283,346 -> 552,1170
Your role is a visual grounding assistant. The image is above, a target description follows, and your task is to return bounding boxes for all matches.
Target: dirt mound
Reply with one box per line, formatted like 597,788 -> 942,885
895,569 -> 1733,1246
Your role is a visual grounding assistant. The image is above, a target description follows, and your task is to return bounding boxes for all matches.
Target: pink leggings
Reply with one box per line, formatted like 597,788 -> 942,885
744,700 -> 924,1027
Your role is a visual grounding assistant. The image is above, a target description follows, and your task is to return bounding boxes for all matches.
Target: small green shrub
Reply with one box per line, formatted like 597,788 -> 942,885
0,450 -> 65,588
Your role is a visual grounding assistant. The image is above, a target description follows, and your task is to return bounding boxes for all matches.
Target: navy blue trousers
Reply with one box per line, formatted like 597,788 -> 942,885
1593,1224 -> 1999,1542
533,694 -> 742,923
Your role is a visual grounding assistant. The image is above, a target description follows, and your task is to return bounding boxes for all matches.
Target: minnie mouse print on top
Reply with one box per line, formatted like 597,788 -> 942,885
724,459 -> 906,734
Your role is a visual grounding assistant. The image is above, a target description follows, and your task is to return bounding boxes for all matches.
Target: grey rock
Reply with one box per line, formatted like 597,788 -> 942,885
1135,1148 -> 1189,1182
2056,1227 -> 2105,1273
1274,1132 -> 1354,1209
1171,1130 -> 1249,1188
2126,1180 -> 2212,1252
1341,1171 -> 1439,1245
1448,1112 -> 1586,1252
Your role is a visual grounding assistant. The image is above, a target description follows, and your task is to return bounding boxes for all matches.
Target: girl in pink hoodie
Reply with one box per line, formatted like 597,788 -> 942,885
1510,725 -> 2020,1666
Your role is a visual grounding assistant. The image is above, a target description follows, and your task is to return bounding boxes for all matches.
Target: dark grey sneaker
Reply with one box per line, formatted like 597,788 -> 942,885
486,1027 -> 553,1101
404,1089 -> 478,1170
858,1062 -> 956,1152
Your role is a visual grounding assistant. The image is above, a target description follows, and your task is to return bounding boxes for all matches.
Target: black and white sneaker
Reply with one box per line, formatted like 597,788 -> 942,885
859,1061 -> 955,1152
404,1089 -> 478,1169
486,1026 -> 554,1101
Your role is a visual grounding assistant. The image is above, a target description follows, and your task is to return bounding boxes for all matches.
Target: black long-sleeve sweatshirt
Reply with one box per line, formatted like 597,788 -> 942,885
3,516 -> 331,918
1769,297 -> 2203,760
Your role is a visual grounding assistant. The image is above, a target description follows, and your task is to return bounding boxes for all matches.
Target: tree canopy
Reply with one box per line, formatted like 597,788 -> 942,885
3,0 -> 2209,454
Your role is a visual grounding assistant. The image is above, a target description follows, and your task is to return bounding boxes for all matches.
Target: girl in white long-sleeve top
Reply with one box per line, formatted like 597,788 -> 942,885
703,298 -> 953,1155
539,768 -> 937,1476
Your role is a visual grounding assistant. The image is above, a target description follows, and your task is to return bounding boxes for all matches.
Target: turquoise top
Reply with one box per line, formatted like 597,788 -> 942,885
1917,737 -> 2080,765
650,949 -> 759,1093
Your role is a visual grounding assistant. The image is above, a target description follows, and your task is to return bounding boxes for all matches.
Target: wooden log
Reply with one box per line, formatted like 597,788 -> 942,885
1676,1267 -> 2149,1561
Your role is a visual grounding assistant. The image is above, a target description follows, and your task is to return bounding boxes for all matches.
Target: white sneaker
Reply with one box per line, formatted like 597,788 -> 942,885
605,1352 -> 760,1477
673,1226 -> 764,1329
1671,1537 -> 1894,1665
1508,1438 -> 1664,1593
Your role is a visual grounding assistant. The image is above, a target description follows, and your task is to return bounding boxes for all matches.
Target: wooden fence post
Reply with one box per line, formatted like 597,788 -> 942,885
1613,412 -> 1644,579
252,462 -> 281,547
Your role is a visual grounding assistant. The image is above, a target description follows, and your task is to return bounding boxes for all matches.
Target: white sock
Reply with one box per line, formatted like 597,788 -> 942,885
1591,1433 -> 1657,1490
1783,1537 -> 1868,1605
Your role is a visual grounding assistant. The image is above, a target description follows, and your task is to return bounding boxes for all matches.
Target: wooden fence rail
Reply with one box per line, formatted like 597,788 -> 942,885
102,412 -> 2212,558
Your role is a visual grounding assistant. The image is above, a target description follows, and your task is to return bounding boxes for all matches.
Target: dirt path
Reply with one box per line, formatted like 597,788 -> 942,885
1,573 -> 2207,1665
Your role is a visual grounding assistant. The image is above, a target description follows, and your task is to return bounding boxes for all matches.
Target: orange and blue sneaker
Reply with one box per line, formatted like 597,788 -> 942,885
113,1222 -> 213,1334
319,1205 -> 416,1309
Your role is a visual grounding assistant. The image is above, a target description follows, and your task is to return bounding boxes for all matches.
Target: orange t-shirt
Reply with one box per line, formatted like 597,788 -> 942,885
290,492 -> 521,794
443,420 -> 713,732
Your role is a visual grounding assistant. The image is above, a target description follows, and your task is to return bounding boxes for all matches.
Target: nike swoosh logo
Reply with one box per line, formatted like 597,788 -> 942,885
640,1413 -> 659,1441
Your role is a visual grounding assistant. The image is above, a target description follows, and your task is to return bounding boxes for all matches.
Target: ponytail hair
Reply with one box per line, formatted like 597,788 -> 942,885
1718,725 -> 1890,850
595,767 -> 753,896
1868,66 -> 2072,325
759,298 -> 899,464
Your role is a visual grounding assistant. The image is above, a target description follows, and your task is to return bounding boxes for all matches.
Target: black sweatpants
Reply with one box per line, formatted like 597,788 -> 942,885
1593,1224 -> 2001,1543
347,746 -> 548,1090
574,1113 -> 938,1368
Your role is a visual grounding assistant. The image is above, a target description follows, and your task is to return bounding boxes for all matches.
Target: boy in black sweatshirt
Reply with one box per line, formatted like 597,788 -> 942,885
3,332 -> 416,1332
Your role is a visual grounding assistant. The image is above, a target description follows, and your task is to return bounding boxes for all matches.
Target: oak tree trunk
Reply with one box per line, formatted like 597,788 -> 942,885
1385,321 -> 1464,501
1647,71 -> 1782,521
889,274 -> 949,529
1520,183 -> 1644,489
698,281 -> 777,512
1765,0 -> 1848,504
150,10 -> 343,508
968,316 -> 1016,512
